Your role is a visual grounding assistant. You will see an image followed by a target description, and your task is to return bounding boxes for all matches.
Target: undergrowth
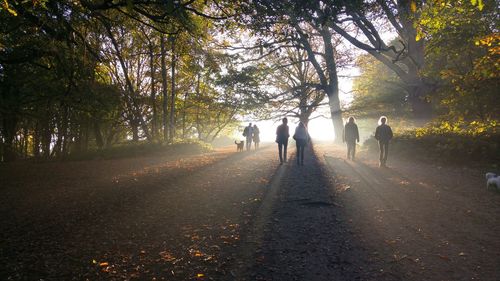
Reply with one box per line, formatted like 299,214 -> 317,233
363,120 -> 499,166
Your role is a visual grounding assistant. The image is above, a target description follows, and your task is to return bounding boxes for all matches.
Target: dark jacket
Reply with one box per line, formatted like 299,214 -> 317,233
276,124 -> 289,143
343,122 -> 359,143
375,124 -> 393,143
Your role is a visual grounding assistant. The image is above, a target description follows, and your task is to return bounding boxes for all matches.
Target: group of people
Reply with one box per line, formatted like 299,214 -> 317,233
242,123 -> 260,151
243,115 -> 394,168
275,118 -> 310,165
342,116 -> 393,167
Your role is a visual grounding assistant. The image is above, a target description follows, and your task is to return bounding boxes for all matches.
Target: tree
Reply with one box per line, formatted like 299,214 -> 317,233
239,0 -> 361,141
267,47 -> 325,126
418,0 -> 499,122
350,45 -> 409,118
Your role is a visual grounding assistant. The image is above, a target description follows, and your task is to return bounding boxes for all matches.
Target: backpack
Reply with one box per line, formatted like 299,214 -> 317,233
243,127 -> 248,137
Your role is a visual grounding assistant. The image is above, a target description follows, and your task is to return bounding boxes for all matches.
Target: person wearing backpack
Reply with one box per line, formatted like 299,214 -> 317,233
293,121 -> 310,166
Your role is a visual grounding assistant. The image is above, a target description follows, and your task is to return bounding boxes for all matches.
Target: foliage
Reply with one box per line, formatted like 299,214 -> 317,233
350,51 -> 410,118
363,120 -> 499,164
418,0 -> 499,121
0,0 -> 245,161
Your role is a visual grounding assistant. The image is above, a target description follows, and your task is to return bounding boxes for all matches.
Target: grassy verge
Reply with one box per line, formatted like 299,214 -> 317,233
363,121 -> 499,168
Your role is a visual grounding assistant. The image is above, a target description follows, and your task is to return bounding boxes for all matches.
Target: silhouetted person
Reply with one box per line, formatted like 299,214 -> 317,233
375,116 -> 393,167
276,118 -> 289,164
253,124 -> 260,149
343,116 -> 360,160
243,123 -> 254,151
293,122 -> 310,166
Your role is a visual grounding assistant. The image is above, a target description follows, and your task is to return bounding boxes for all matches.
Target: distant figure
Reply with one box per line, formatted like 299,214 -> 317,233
374,116 -> 393,167
253,124 -> 260,149
343,116 -> 360,160
293,122 -> 310,166
276,118 -> 290,164
243,123 -> 254,151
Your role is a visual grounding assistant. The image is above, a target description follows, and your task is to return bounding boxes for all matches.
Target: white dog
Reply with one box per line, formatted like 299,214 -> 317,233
486,173 -> 500,191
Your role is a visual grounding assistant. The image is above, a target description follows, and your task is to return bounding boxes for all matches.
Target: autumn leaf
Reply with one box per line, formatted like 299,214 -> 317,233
410,1 -> 417,13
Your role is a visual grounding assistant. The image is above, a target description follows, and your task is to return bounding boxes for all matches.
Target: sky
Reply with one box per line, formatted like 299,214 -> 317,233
234,73 -> 356,142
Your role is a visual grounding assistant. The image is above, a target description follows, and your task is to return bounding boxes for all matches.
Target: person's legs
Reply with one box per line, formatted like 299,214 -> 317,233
347,141 -> 355,160
379,141 -> 385,166
278,143 -> 283,163
300,143 -> 305,165
283,142 -> 288,162
352,142 -> 356,160
296,142 -> 301,164
246,138 -> 252,151
383,143 -> 389,165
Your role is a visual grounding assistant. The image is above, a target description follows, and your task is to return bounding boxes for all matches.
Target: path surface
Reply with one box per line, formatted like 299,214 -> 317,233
1,143 -> 499,280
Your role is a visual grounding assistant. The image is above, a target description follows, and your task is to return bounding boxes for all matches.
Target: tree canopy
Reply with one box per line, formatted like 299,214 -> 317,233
0,0 -> 498,161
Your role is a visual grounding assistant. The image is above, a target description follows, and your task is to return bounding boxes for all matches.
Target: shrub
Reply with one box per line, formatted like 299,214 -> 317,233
363,120 -> 500,165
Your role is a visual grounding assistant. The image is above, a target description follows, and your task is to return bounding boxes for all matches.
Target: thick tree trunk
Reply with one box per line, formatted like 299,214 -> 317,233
131,119 -> 139,142
328,95 -> 344,143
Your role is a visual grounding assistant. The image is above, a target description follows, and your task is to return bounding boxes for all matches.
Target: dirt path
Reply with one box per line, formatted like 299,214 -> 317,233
237,143 -> 500,281
318,144 -> 500,280
0,145 -> 281,280
1,142 -> 499,280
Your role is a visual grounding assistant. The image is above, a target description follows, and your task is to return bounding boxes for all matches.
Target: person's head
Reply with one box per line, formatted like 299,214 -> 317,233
378,116 -> 387,125
348,116 -> 355,123
282,117 -> 288,124
249,122 -> 252,127
253,124 -> 257,128
298,121 -> 306,128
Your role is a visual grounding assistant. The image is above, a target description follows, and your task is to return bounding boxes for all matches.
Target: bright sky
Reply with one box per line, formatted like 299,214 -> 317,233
234,74 -> 356,142
230,20 -> 395,143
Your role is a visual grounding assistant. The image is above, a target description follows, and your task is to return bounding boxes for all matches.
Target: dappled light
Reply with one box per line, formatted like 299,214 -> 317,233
0,0 -> 498,280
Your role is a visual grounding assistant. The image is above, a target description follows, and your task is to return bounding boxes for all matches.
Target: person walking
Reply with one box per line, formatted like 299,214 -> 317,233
293,122 -> 310,166
253,124 -> 260,149
243,123 -> 254,151
276,118 -> 290,164
374,116 -> 393,167
343,116 -> 360,160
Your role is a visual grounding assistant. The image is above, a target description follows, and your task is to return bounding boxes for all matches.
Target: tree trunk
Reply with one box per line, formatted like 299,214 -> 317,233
169,35 -> 176,143
131,119 -> 139,142
1,114 -> 18,162
94,121 -> 104,149
328,94 -> 344,143
149,44 -> 157,141
321,27 -> 344,143
160,34 -> 169,142
33,121 -> 40,159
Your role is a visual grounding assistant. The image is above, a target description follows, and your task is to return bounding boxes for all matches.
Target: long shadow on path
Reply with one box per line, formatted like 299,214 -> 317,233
239,145 -> 384,281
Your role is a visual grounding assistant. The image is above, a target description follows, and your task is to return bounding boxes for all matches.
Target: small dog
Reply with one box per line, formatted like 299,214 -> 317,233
235,140 -> 244,152
485,173 -> 500,191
